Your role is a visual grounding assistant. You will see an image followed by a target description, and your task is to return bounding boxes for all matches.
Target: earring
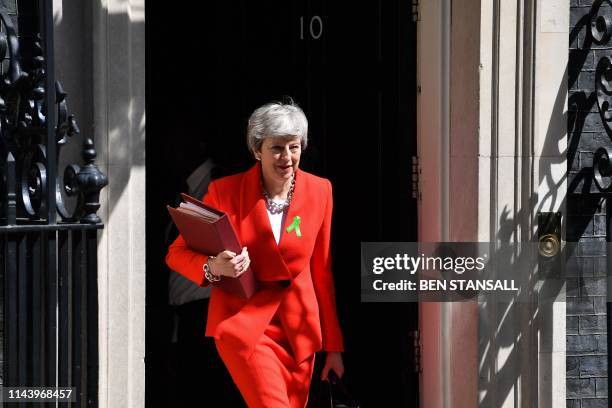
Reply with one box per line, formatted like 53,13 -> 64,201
255,155 -> 261,161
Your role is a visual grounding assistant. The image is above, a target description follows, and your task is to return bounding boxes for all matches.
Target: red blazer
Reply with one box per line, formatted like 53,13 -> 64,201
166,163 -> 344,363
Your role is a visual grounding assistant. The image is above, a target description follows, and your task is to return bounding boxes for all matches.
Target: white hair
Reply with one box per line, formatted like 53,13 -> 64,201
246,100 -> 308,155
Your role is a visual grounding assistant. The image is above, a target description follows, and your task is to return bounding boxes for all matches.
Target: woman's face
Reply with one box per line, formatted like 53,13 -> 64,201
257,136 -> 302,185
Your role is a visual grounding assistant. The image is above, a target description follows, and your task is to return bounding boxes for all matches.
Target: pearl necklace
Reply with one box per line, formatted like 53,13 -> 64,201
262,174 -> 295,214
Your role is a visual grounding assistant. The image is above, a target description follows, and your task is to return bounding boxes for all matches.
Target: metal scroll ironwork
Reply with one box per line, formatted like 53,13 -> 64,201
0,10 -> 107,225
0,2 -> 105,403
592,0 -> 612,191
591,0 -> 612,45
589,6 -> 612,408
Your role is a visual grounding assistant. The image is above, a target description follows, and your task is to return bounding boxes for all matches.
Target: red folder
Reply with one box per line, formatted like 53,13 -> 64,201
166,193 -> 257,299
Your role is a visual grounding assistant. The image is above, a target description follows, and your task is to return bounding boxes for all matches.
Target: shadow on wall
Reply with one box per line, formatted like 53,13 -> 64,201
54,0 -> 146,224
477,5 -> 611,408
53,1 -> 147,406
563,3 -> 612,407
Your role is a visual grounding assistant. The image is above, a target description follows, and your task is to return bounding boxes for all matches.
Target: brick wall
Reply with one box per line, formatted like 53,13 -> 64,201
566,198 -> 608,407
568,1 -> 612,407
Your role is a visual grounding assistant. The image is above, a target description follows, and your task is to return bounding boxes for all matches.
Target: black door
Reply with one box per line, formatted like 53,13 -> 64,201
146,1 -> 418,406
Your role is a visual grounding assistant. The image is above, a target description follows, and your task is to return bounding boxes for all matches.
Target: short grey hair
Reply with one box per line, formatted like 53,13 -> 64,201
246,100 -> 308,155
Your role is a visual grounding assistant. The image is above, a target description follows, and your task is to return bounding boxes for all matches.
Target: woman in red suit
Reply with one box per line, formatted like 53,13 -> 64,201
166,100 -> 344,407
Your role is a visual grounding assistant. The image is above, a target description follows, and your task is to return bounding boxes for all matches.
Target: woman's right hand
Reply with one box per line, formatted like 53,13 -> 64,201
208,247 -> 250,278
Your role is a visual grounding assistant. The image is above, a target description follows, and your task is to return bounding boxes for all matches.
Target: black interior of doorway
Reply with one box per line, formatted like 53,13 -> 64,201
146,1 -> 419,406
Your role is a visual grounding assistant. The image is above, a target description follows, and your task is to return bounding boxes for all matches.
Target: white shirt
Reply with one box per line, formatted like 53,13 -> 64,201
267,200 -> 287,244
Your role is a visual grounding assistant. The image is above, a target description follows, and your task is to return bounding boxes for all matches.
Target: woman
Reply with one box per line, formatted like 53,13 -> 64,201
166,100 -> 344,408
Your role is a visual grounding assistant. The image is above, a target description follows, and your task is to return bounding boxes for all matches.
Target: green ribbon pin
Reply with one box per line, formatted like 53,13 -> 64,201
286,216 -> 302,237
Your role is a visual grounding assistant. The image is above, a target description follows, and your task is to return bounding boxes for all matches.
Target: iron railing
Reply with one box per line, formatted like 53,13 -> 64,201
0,1 -> 107,406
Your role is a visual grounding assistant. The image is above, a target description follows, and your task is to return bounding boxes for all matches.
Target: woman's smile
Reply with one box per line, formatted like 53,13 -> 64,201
277,163 -> 293,173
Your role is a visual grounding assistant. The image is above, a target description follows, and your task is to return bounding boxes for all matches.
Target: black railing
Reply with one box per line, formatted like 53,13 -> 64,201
1,226 -> 101,406
0,0 -> 107,407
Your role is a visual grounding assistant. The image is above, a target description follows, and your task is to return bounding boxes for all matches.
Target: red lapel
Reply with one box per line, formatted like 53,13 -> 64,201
278,167 -> 311,273
238,163 -> 292,281
238,163 -> 318,281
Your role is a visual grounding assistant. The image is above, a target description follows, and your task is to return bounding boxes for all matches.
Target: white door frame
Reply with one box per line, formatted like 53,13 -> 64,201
416,0 -> 568,406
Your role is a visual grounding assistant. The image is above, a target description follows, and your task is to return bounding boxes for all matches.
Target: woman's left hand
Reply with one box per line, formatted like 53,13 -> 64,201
321,352 -> 344,380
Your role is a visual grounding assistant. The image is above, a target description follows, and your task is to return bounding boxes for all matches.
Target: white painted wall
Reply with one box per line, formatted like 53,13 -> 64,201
93,0 -> 146,406
533,1 -> 568,406
54,1 -> 146,406
418,0 -> 567,406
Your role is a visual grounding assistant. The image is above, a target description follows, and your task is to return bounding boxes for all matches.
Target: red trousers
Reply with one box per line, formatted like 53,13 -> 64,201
215,316 -> 316,408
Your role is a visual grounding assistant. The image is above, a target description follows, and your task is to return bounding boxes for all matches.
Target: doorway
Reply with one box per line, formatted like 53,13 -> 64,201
146,1 -> 419,406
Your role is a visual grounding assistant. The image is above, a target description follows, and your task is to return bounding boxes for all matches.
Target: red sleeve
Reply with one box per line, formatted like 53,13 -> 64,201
165,181 -> 221,287
310,179 -> 344,352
